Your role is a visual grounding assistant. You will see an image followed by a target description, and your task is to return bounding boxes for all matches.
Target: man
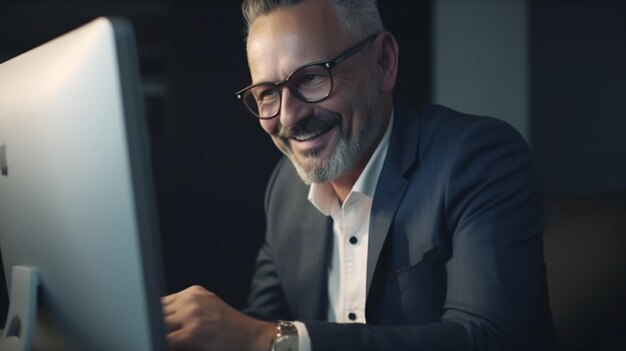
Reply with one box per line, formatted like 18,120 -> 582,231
162,0 -> 555,350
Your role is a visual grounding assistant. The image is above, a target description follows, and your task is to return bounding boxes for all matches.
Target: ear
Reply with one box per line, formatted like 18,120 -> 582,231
374,32 -> 399,94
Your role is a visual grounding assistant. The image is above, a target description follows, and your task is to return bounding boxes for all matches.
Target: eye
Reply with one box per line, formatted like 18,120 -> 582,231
252,86 -> 278,102
301,73 -> 324,83
294,72 -> 326,87
293,69 -> 330,92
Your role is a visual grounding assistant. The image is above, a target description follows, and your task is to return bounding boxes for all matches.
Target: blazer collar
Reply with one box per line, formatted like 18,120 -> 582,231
366,99 -> 421,296
296,211 -> 333,320
383,99 -> 421,176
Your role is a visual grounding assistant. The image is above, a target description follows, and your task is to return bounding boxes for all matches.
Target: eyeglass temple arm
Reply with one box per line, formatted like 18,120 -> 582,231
325,33 -> 378,68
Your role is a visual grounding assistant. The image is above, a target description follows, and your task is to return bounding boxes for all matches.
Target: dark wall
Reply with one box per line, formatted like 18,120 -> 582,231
530,0 -> 626,194
156,1 -> 278,307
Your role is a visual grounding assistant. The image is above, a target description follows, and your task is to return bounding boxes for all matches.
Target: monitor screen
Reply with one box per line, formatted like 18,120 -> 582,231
0,17 -> 166,351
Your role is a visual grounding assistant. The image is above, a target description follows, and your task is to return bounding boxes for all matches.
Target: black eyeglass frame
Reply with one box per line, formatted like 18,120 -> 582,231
235,33 -> 379,119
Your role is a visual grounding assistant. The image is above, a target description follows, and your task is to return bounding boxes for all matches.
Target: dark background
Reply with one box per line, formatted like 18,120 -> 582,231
0,1 -> 625,350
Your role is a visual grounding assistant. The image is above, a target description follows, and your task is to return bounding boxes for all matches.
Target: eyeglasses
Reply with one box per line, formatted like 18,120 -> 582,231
235,34 -> 378,119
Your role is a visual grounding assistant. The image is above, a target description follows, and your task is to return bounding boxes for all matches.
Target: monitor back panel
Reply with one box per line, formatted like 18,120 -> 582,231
0,18 -> 165,351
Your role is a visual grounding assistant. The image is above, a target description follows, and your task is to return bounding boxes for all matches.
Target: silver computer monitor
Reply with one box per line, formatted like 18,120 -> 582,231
0,17 -> 166,351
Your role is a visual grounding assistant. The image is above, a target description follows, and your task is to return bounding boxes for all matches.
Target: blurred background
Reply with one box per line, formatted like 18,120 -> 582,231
0,1 -> 624,350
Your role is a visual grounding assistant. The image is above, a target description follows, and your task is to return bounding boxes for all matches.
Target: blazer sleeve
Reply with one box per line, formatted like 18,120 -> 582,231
303,116 -> 554,351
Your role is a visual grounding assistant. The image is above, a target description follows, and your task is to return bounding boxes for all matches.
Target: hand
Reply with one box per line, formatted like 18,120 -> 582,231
162,285 -> 276,351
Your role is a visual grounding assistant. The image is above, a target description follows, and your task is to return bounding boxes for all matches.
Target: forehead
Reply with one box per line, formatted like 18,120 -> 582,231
246,0 -> 349,82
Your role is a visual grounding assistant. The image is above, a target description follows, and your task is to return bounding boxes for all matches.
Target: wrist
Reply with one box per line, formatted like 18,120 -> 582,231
251,320 -> 276,351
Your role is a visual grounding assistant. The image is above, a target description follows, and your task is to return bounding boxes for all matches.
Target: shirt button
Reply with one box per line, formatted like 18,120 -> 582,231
349,236 -> 358,244
348,312 -> 357,321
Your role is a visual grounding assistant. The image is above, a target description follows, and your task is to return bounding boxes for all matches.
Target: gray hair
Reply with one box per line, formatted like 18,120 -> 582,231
241,0 -> 385,42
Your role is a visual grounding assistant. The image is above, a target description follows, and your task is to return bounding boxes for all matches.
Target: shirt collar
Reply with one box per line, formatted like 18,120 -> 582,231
308,111 -> 394,216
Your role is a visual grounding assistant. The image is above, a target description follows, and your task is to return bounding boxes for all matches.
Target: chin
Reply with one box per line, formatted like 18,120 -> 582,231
290,149 -> 354,185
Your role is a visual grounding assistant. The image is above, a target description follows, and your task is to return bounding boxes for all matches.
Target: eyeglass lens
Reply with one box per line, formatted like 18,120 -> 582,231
244,64 -> 332,118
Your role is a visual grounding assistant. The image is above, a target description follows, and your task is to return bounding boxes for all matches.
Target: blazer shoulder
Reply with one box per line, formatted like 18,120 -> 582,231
419,104 -> 522,136
415,104 -> 529,157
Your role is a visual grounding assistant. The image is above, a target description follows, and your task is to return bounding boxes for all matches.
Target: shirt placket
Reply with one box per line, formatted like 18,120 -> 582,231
341,195 -> 367,323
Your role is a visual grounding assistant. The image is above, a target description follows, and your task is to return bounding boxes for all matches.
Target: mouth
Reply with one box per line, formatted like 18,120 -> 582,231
275,111 -> 342,155
292,123 -> 336,142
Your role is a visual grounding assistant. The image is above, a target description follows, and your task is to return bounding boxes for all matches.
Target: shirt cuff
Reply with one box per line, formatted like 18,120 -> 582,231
292,321 -> 312,351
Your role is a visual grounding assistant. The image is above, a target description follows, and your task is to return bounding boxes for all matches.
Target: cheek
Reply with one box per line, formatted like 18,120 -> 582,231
322,81 -> 361,129
322,100 -> 357,136
259,118 -> 279,135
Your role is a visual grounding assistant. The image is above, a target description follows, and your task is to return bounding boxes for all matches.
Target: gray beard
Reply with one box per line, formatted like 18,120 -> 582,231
288,127 -> 361,185
279,65 -> 384,185
287,100 -> 382,185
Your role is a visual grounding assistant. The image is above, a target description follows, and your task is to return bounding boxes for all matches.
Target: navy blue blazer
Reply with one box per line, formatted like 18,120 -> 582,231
245,102 -> 555,351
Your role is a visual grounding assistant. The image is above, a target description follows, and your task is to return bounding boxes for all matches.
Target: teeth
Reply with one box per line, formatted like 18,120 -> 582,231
289,121 -> 339,142
293,124 -> 336,141
294,132 -> 320,141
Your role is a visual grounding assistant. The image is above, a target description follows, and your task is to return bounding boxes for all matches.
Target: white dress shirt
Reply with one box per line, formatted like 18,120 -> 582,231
292,113 -> 393,351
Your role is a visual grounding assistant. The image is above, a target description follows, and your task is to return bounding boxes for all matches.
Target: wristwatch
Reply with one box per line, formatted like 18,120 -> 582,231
270,320 -> 299,351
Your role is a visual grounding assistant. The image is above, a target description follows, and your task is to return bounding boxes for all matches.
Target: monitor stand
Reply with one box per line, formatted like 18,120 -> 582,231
0,266 -> 39,351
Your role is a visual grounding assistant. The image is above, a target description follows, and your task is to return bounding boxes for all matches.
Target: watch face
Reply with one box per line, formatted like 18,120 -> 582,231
271,335 -> 298,351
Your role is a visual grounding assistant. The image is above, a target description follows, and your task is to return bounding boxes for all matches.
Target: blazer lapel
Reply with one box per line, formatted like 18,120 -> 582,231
366,100 -> 421,296
296,209 -> 333,320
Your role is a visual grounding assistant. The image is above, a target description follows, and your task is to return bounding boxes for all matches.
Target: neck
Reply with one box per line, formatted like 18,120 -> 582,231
329,166 -> 363,204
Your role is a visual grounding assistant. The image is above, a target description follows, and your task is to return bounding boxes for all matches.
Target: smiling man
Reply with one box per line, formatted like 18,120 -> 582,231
243,1 -> 393,200
162,1 -> 555,350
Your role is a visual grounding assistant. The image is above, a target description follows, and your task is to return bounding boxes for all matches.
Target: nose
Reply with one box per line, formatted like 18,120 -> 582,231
278,87 -> 311,128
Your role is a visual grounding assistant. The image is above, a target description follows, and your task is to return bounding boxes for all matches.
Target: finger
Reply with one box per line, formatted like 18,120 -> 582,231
166,328 -> 196,350
161,292 -> 180,306
162,302 -> 178,317
163,314 -> 183,333
162,285 -> 208,306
